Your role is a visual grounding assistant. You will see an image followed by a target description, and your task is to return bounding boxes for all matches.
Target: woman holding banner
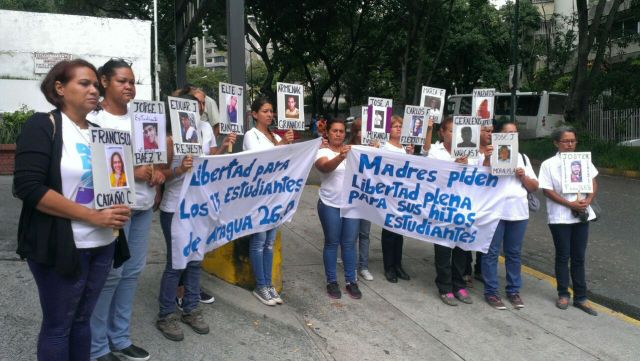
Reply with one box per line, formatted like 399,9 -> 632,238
88,59 -> 164,361
14,59 -> 131,361
482,122 -> 538,310
315,118 -> 362,299
155,94 -> 210,341
381,116 -> 414,283
423,117 -> 472,306
538,126 -> 599,316
348,118 -> 373,281
243,97 -> 294,306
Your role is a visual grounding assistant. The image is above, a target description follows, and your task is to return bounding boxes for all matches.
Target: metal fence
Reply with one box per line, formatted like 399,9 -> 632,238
587,103 -> 640,143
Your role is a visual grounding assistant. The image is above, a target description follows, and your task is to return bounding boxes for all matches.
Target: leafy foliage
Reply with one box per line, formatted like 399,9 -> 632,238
0,106 -> 35,144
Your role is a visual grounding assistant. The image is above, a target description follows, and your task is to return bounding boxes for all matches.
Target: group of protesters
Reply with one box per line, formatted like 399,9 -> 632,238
13,58 -> 599,361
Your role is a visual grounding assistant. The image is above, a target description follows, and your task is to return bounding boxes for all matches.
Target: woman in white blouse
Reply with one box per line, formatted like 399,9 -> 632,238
538,126 -> 599,316
243,97 -> 293,306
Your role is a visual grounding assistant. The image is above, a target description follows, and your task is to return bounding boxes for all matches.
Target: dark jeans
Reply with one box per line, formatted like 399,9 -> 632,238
464,251 -> 482,276
381,229 -> 404,271
28,242 -> 115,361
434,244 -> 467,294
549,222 -> 590,302
158,211 -> 201,317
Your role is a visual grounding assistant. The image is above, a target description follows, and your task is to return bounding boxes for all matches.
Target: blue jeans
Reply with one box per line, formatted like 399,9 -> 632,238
249,228 -> 276,289
90,209 -> 153,358
158,211 -> 201,317
28,243 -> 114,361
317,199 -> 359,284
549,222 -> 590,302
357,219 -> 371,271
482,219 -> 528,297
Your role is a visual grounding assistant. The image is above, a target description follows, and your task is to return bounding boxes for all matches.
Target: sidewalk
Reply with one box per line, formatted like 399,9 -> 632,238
1,182 -> 639,361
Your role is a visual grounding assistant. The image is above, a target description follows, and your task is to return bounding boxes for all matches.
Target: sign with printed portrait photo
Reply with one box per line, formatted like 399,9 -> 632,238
419,86 -> 446,124
561,152 -> 594,193
130,99 -> 167,165
219,82 -> 244,135
276,82 -> 305,130
452,116 -> 489,158
363,97 -> 392,146
401,105 -> 429,145
167,96 -> 202,156
491,132 -> 519,175
471,88 -> 496,120
90,128 -> 136,209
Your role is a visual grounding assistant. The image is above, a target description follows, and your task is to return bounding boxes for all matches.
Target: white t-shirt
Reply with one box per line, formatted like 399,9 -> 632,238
243,127 -> 282,151
199,120 -> 217,154
61,113 -> 114,249
88,109 -> 156,209
538,153 -> 598,224
424,141 -> 484,166
495,153 -> 538,220
315,147 -> 346,208
382,142 -> 407,154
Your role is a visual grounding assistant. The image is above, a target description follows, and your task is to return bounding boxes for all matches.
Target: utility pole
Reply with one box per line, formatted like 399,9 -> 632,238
510,0 -> 520,123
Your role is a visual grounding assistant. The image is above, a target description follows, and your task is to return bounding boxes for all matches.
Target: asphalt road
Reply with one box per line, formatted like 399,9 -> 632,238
2,156 -> 639,320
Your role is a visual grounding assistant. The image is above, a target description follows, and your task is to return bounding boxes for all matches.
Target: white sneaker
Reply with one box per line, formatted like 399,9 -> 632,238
359,269 -> 374,281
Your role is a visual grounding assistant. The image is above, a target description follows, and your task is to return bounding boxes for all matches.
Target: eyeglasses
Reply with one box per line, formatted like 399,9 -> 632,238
559,140 -> 577,144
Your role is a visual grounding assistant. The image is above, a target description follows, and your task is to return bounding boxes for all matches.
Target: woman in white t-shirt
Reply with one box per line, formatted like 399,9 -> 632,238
380,116 -> 414,283
14,59 -> 131,360
481,122 -> 538,310
538,126 -> 599,316
243,97 -> 294,306
315,118 -> 362,300
88,59 -> 165,361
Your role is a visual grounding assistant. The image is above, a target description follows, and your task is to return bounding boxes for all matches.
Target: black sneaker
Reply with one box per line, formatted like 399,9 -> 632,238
345,282 -> 362,299
96,353 -> 122,361
113,344 -> 150,361
199,290 -> 215,304
326,282 -> 341,299
175,297 -> 183,311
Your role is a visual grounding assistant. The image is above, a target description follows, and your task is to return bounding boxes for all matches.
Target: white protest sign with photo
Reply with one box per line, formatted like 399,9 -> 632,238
90,127 -> 136,209
167,96 -> 202,156
561,152 -> 594,193
472,88 -> 495,120
452,116 -> 489,158
276,82 -> 305,130
363,97 -> 392,146
219,82 -> 244,135
491,132 -> 519,176
170,138 -> 322,269
401,105 -> 428,145
129,99 -> 167,165
419,86 -> 446,124
340,146 -> 507,252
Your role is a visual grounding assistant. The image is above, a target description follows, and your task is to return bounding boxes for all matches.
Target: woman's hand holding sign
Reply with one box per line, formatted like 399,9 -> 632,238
89,205 -> 131,229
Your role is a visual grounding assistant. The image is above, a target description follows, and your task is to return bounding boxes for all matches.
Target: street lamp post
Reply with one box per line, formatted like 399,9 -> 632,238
248,49 -> 254,103
510,0 -> 520,123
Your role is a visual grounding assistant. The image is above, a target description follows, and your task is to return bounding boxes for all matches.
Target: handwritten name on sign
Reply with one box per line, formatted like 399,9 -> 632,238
340,146 -> 505,252
170,138 -> 322,269
90,127 -> 136,209
130,99 -> 167,165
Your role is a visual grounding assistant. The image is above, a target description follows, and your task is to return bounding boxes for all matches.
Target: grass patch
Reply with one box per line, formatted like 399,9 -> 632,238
521,136 -> 640,172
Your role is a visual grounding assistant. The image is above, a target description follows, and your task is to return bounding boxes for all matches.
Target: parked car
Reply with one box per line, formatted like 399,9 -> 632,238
618,139 -> 640,147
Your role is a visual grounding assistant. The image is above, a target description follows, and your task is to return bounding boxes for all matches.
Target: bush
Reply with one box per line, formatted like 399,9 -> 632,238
521,133 -> 640,172
0,106 -> 34,144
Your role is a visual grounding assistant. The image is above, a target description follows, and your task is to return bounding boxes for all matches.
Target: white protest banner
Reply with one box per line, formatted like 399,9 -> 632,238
452,116 -> 490,158
561,152 -> 593,193
170,138 -> 322,269
130,99 -> 167,165
401,105 -> 428,145
472,88 -> 495,120
419,86 -> 446,124
340,146 -> 507,252
219,82 -> 244,135
167,96 -> 202,156
491,132 -> 519,176
90,128 -> 136,209
277,82 -> 305,130
363,97 -> 392,146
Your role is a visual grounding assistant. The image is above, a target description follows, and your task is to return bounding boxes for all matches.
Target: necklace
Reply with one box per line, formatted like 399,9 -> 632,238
66,116 -> 91,144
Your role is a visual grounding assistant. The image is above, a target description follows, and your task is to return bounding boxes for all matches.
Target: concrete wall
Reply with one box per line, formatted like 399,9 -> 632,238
0,10 -> 151,113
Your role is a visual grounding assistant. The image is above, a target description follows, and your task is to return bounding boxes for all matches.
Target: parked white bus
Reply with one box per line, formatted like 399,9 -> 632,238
446,91 -> 568,139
